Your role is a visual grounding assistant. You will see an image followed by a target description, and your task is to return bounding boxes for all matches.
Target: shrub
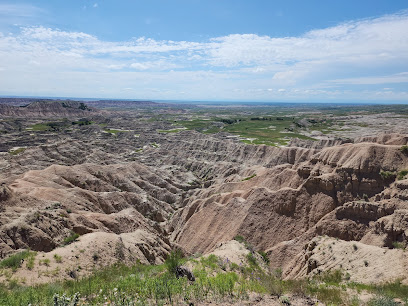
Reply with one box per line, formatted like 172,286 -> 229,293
165,250 -> 183,275
392,241 -> 405,249
307,285 -> 344,305
246,252 -> 257,267
368,296 -> 399,306
62,232 -> 80,246
234,235 -> 246,244
258,251 -> 270,265
353,244 -> 358,251
317,269 -> 343,285
397,170 -> 408,180
380,170 -> 396,180
200,254 -> 218,269
26,253 -> 37,270
259,274 -> 284,296
53,254 -> 62,263
400,145 -> 408,155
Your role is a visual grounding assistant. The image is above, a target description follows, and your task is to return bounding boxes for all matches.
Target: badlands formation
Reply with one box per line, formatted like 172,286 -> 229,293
0,99 -> 408,302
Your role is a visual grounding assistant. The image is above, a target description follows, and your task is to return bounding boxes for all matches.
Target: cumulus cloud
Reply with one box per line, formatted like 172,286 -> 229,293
0,11 -> 407,101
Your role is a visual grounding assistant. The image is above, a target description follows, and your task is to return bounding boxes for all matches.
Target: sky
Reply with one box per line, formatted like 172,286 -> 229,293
0,1 -> 407,103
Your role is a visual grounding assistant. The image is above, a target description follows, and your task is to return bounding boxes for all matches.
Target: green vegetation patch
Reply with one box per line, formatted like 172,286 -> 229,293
0,250 -> 35,271
104,129 -> 122,134
380,170 -> 396,180
0,257 -> 407,305
400,145 -> 408,155
157,128 -> 185,133
62,232 -> 80,246
397,170 -> 408,180
174,116 -> 316,146
242,174 -> 257,181
9,147 -> 25,155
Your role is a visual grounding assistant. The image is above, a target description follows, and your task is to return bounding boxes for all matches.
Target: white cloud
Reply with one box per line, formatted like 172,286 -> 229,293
328,72 -> 408,85
0,11 -> 408,101
93,3 -> 98,8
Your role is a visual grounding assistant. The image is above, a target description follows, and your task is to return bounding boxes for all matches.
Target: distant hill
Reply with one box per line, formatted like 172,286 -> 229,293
0,100 -> 96,118
83,100 -> 176,109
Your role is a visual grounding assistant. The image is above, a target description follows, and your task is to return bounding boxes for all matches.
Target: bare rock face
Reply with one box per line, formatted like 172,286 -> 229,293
284,237 -> 408,284
0,161 -> 182,259
0,183 -> 11,202
0,101 -> 97,118
166,137 -> 408,279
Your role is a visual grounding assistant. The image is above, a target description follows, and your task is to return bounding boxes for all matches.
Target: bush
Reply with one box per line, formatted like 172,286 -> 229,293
400,145 -> 408,155
397,170 -> 408,180
317,269 -> 343,285
380,170 -> 396,180
368,296 -> 399,306
392,241 -> 405,249
258,251 -> 270,265
234,235 -> 246,244
165,250 -> 183,275
62,232 -> 80,246
40,259 -> 50,267
246,252 -> 257,267
26,253 -> 36,270
53,254 -> 62,263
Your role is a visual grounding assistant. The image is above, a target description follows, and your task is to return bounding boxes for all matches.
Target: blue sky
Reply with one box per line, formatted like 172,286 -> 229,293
0,1 -> 407,102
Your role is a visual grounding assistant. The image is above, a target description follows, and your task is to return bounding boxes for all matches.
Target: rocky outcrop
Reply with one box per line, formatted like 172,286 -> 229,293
0,101 -> 96,118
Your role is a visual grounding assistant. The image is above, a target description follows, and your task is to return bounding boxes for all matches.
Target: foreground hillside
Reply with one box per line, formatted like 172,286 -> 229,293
1,240 -> 407,305
1,100 -> 408,305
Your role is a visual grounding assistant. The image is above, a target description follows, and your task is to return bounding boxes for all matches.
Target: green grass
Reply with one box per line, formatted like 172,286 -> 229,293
246,252 -> 258,267
174,116 -> 316,146
104,129 -> 122,134
397,170 -> 408,180
0,261 -> 244,305
392,241 -> 406,249
28,123 -> 50,131
380,170 -> 396,180
8,147 -> 25,155
157,128 -> 185,133
1,254 -> 407,305
62,232 -> 79,246
242,174 -> 257,181
234,235 -> 246,244
0,250 -> 34,271
349,279 -> 408,301
53,254 -> 63,263
26,252 -> 36,270
258,251 -> 270,265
